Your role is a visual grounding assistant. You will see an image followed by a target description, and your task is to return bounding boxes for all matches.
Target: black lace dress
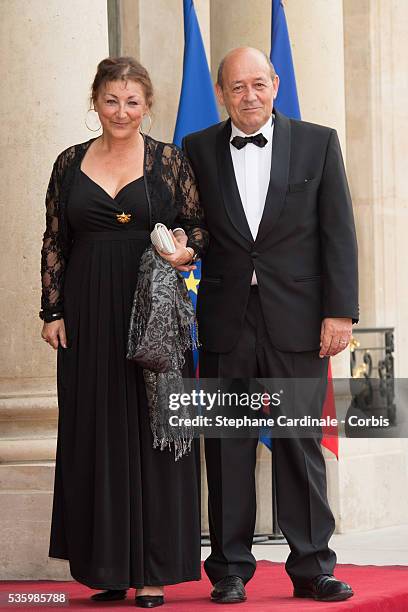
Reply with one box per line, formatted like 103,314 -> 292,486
42,138 -> 207,590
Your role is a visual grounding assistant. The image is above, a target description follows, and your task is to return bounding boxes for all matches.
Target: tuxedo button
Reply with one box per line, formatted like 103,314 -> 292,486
251,252 -> 259,259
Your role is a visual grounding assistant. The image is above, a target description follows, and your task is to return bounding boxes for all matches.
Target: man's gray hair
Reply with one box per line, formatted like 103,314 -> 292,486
216,50 -> 276,89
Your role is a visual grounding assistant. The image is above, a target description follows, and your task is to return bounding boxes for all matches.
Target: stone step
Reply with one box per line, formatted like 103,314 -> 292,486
0,395 -> 57,420
0,489 -> 72,580
0,378 -> 56,399
0,394 -> 58,447
0,462 -> 55,491
0,421 -> 57,440
0,438 -> 56,463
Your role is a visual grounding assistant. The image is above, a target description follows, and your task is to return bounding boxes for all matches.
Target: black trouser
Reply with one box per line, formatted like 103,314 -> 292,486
201,287 -> 336,585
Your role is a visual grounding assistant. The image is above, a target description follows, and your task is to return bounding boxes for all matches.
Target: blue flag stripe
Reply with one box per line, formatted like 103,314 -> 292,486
173,0 -> 219,146
270,0 -> 301,121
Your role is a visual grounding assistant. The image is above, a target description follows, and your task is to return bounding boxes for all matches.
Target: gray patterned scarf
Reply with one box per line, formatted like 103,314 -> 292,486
126,246 -> 197,460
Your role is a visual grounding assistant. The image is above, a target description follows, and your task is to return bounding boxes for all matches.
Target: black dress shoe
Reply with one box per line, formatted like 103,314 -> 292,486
135,595 -> 164,608
293,574 -> 354,601
211,576 -> 246,604
90,589 -> 127,601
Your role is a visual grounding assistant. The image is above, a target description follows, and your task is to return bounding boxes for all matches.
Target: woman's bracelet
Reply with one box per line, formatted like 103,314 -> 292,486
39,310 -> 63,323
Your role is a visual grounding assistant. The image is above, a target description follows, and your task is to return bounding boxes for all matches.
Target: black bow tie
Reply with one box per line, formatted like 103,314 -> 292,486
231,133 -> 268,150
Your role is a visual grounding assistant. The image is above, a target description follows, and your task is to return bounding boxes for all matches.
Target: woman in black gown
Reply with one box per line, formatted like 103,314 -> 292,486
39,57 -> 208,608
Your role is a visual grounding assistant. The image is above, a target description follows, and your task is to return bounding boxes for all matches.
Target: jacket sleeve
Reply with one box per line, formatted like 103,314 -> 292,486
40,156 -> 66,317
174,146 -> 209,259
318,129 -> 359,323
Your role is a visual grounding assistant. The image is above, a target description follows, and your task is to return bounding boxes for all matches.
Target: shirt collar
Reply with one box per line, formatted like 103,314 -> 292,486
230,115 -> 274,142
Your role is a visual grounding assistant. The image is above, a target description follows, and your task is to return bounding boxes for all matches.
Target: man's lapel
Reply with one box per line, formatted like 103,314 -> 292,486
216,119 -> 253,244
256,110 -> 291,244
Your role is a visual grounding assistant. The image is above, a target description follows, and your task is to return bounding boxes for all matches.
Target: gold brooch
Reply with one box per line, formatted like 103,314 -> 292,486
116,212 -> 132,224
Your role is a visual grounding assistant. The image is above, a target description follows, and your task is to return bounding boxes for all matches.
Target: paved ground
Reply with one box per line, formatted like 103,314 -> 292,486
201,524 -> 408,565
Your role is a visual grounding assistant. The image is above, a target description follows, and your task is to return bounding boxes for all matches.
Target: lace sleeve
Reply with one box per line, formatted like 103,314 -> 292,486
174,151 -> 209,259
40,158 -> 65,316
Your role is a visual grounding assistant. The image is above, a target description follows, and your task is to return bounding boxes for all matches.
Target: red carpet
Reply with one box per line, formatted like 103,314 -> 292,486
1,561 -> 408,611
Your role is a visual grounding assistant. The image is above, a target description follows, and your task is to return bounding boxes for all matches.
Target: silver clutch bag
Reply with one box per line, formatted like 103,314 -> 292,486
150,223 -> 176,254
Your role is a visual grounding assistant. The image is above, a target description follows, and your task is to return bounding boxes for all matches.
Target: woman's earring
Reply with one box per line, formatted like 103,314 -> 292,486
140,113 -> 152,135
85,108 -> 101,132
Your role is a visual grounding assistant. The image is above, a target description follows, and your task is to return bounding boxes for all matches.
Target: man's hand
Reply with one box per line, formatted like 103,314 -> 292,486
319,317 -> 352,358
155,230 -> 197,272
41,319 -> 67,350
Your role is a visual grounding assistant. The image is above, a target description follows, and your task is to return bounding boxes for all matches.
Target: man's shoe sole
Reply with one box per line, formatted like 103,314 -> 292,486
294,588 -> 354,602
211,595 -> 247,604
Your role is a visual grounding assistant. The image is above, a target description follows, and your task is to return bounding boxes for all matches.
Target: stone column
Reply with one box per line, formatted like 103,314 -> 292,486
210,0 -> 271,121
120,0 -> 211,142
344,0 -> 408,373
0,0 -> 108,578
337,0 -> 408,531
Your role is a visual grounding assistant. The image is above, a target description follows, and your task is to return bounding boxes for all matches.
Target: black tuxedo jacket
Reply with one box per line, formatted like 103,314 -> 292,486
183,110 -> 359,354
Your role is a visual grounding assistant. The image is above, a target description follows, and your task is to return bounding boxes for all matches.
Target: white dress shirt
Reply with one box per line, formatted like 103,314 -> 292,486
230,116 -> 274,284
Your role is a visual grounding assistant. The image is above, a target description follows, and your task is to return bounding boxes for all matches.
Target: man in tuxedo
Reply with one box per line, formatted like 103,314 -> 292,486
182,47 -> 358,603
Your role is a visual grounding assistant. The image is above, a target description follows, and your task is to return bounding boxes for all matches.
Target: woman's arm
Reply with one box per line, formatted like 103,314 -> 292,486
40,158 -> 65,320
40,157 -> 68,349
173,150 -> 209,260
